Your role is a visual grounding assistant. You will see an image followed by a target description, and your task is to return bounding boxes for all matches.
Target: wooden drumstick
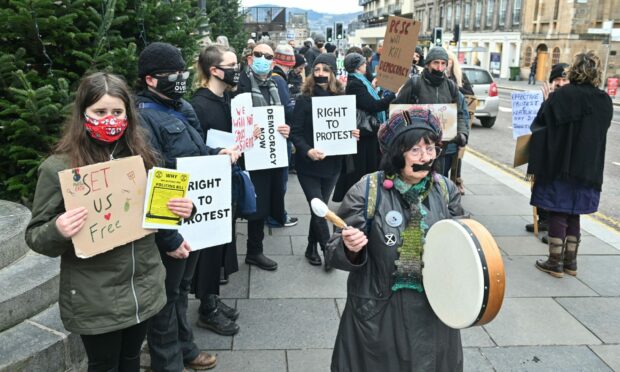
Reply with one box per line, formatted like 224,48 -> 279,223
310,198 -> 347,229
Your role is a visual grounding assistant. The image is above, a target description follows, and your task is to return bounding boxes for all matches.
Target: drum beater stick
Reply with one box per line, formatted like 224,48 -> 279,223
310,198 -> 347,229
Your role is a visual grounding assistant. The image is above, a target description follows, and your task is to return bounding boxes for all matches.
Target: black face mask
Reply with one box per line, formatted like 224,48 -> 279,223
216,66 -> 240,87
156,78 -> 187,100
315,76 -> 329,84
430,69 -> 444,77
412,160 -> 434,172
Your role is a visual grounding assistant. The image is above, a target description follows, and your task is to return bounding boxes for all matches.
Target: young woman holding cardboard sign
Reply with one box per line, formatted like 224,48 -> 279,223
25,72 -> 189,372
291,53 -> 360,269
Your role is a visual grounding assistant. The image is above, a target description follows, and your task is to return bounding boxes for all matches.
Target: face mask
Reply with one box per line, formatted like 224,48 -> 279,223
84,114 -> 128,143
315,76 -> 329,84
155,76 -> 188,100
216,66 -> 240,87
251,57 -> 272,75
430,69 -> 445,77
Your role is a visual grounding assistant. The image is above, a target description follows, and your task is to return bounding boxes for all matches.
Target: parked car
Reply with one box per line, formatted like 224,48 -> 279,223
462,66 -> 499,128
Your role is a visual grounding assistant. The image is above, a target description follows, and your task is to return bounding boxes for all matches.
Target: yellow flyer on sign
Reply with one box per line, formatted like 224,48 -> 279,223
143,167 -> 190,229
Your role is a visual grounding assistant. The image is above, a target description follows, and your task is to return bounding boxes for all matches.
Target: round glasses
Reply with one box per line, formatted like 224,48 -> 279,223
409,145 -> 441,159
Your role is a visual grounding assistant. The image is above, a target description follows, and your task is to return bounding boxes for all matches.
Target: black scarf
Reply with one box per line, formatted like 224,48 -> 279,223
423,68 -> 445,87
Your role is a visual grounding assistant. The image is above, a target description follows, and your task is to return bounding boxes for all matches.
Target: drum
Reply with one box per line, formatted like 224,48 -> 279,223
422,219 -> 505,329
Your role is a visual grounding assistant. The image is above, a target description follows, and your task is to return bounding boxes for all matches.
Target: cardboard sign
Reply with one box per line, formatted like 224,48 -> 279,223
513,134 -> 531,167
311,95 -> 357,156
244,106 -> 289,170
511,91 -> 543,139
178,156 -> 232,250
376,16 -> 421,92
206,129 -> 235,149
389,104 -> 458,140
231,93 -> 255,152
142,167 -> 190,229
58,156 -> 153,258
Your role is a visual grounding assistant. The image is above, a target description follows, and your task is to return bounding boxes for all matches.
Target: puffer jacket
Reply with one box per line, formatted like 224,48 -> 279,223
326,172 -> 464,300
25,154 -> 166,335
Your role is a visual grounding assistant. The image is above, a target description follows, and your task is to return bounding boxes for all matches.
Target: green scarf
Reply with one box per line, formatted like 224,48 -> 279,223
391,175 -> 433,293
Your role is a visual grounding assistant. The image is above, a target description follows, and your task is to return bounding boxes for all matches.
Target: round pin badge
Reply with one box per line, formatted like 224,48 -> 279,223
385,210 -> 403,227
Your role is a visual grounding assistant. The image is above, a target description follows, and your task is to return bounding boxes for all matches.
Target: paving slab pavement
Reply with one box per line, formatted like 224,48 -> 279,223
143,151 -> 620,372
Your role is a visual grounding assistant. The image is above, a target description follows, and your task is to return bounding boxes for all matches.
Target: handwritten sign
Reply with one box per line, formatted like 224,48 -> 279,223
312,95 -> 357,156
58,156 -> 153,258
376,16 -> 421,92
389,104 -> 458,140
511,91 -> 543,139
178,155 -> 232,250
244,106 -> 289,170
231,93 -> 255,152
142,167 -> 190,229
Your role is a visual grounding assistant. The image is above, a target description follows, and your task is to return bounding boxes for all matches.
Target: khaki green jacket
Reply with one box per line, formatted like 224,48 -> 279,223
26,155 -> 166,335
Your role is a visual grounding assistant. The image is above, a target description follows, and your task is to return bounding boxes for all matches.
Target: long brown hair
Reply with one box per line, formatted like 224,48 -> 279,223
301,69 -> 344,96
568,51 -> 602,87
55,72 -> 159,169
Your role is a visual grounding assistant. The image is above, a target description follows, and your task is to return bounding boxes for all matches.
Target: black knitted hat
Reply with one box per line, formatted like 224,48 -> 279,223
138,42 -> 186,77
313,53 -> 337,73
549,63 -> 569,83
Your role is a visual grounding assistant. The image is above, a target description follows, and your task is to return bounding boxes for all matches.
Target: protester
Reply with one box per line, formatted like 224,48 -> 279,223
528,51 -> 611,278
361,46 -> 375,81
393,46 -> 469,177
137,42 -> 228,371
445,49 -> 475,193
247,38 -> 256,50
299,37 -> 313,55
325,42 -> 337,55
409,46 -> 424,77
25,72 -> 167,372
529,56 -> 538,85
190,44 -> 244,336
291,53 -> 359,269
369,40 -> 383,77
332,52 -> 395,202
235,42 -> 292,271
525,62 -> 570,238
326,107 -> 464,371
304,34 -> 325,76
288,54 -> 306,98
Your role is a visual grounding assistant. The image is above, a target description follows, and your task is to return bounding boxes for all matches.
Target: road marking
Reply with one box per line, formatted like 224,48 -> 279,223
499,107 -> 512,112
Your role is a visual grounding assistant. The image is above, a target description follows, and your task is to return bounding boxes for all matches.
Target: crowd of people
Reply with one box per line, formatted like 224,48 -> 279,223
23,29 -> 611,372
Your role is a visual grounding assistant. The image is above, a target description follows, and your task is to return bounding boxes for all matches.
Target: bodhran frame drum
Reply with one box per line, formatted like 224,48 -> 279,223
422,219 -> 505,329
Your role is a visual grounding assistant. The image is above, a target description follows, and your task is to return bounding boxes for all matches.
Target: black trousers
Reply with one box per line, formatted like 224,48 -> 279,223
147,250 -> 200,372
298,173 -> 338,248
80,320 -> 149,372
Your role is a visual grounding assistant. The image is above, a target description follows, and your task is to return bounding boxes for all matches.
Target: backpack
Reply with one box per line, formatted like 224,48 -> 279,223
363,171 -> 449,234
408,74 -> 459,104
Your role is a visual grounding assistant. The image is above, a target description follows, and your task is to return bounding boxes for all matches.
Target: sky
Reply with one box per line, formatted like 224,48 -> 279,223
241,0 -> 362,14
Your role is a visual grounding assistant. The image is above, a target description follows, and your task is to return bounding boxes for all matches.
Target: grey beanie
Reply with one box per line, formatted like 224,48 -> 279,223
425,47 -> 449,65
344,53 -> 366,73
313,53 -> 337,73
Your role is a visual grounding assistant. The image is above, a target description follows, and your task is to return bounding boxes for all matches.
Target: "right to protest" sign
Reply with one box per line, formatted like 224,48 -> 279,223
311,95 -> 357,156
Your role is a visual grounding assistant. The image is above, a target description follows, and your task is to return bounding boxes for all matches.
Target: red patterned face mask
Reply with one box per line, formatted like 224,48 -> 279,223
83,114 -> 128,143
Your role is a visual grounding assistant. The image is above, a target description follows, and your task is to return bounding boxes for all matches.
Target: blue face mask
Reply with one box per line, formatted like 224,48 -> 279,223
251,57 -> 272,75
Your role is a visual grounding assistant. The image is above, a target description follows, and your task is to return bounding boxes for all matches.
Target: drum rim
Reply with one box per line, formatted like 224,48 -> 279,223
455,220 -> 491,326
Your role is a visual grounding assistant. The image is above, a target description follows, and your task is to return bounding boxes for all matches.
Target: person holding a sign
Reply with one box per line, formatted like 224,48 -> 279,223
393,46 -> 469,177
26,72 -> 168,372
326,108 -> 464,372
137,42 -> 219,371
291,53 -> 360,268
528,51 -> 612,278
332,52 -> 396,203
235,42 -> 292,271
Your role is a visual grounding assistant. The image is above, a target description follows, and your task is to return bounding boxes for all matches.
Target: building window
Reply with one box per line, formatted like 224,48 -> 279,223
554,0 -> 560,20
428,7 -> 433,29
455,2 -> 461,26
552,47 -> 560,64
475,0 -> 482,28
499,0 -> 507,26
464,1 -> 471,29
513,0 -> 522,25
439,6 -> 444,27
486,0 -> 495,27
447,3 -> 452,29
524,46 -> 532,67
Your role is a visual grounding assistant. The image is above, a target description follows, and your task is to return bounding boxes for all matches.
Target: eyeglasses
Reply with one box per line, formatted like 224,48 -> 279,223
253,51 -> 274,60
216,64 -> 240,72
409,145 -> 441,159
155,71 -> 190,82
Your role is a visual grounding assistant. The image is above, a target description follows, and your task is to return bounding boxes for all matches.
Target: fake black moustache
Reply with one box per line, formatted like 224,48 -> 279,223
412,160 -> 434,172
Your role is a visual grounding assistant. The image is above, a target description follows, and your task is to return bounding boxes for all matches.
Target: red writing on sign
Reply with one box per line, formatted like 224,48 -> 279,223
388,19 -> 413,35
83,167 -> 111,196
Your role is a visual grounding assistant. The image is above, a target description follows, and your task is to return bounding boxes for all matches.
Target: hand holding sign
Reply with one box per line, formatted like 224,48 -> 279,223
167,198 -> 193,219
55,207 -> 88,238
277,124 -> 290,139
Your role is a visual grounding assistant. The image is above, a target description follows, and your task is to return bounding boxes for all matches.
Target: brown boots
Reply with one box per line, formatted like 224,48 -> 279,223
563,235 -> 580,276
535,235 -> 580,278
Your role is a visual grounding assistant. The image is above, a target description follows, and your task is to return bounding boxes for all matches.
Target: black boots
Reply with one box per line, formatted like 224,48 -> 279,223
563,235 -> 580,276
245,253 -> 278,271
321,244 -> 332,272
197,295 -> 240,336
535,236 -> 564,278
305,242 -> 322,266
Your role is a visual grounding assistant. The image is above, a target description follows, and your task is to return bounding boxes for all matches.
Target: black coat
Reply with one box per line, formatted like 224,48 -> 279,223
527,83 -> 612,191
346,74 -> 393,114
290,87 -> 342,178
191,87 -> 232,137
